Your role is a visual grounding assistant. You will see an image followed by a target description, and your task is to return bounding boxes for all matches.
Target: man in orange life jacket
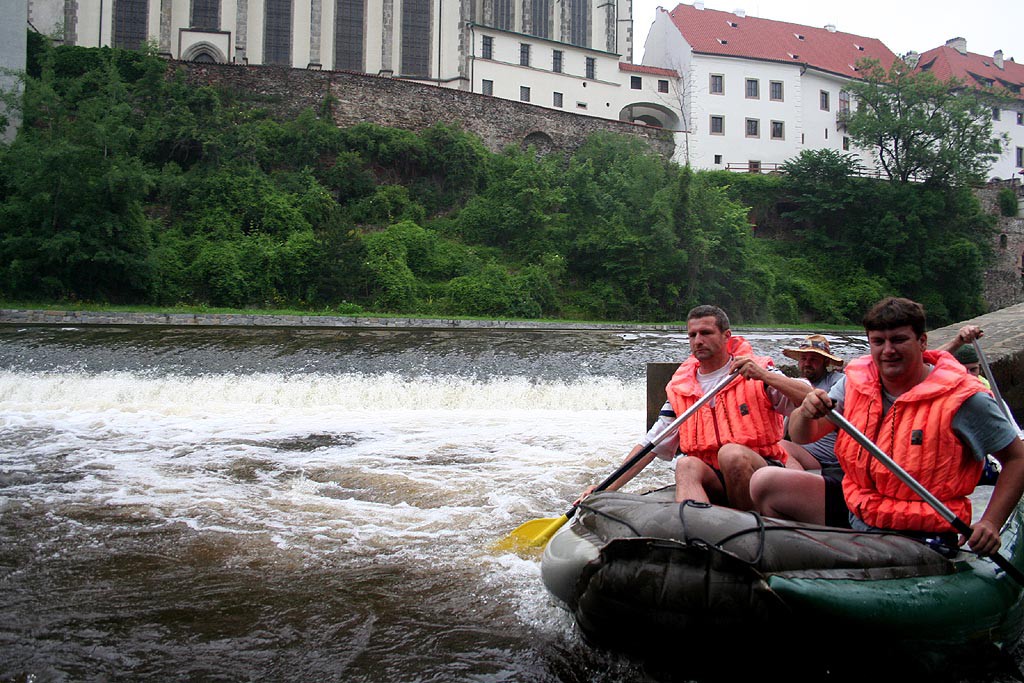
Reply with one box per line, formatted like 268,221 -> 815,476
577,304 -> 813,510
789,297 -> 1024,556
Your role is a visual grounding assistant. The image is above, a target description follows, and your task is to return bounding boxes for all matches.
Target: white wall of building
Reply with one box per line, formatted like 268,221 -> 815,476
991,104 -> 1024,181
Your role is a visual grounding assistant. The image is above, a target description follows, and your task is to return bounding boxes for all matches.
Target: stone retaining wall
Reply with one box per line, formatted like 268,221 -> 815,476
175,61 -> 676,159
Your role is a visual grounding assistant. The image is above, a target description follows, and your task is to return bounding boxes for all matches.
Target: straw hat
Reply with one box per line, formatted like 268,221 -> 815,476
782,334 -> 844,365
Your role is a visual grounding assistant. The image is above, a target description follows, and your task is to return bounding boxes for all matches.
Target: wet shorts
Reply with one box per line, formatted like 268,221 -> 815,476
821,466 -> 851,529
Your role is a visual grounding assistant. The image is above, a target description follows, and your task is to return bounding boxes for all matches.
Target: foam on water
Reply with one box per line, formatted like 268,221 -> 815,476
0,369 -> 661,643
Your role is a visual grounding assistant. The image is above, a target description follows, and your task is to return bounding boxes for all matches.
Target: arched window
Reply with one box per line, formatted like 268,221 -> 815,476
191,0 -> 219,30
264,0 -> 293,65
113,0 -> 148,50
334,0 -> 364,70
568,0 -> 589,47
530,0 -> 550,38
494,0 -> 513,30
401,0 -> 430,77
1001,234 -> 1008,249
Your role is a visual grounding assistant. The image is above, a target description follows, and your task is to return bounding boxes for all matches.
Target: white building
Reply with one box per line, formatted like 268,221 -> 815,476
29,0 -> 682,129
641,3 -> 899,171
914,38 -> 1024,182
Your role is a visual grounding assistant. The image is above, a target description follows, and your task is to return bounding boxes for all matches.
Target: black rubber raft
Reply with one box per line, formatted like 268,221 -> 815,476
541,487 -> 1024,679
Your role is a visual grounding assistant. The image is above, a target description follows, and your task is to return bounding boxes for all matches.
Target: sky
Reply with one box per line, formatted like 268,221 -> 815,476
632,0 -> 1023,63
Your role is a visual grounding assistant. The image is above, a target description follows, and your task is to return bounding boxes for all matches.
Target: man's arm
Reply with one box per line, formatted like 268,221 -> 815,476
731,355 -> 813,406
968,437 -> 1024,555
937,324 -> 982,354
788,388 -> 840,445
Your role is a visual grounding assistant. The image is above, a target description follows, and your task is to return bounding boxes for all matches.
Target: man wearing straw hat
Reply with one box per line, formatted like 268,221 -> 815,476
750,334 -> 851,527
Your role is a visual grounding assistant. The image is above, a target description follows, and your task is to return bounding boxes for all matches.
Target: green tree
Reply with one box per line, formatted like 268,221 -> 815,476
843,58 -> 1004,185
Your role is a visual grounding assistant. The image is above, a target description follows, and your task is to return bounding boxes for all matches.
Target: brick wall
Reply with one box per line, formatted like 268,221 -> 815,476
174,61 -> 676,158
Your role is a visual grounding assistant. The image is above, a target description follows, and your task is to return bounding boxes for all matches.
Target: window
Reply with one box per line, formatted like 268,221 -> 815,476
1018,111 -> 1024,126
1017,147 -> 1024,167
494,0 -> 512,30
520,43 -> 531,67
631,76 -> 642,89
585,57 -> 596,80
843,136 -> 850,151
745,118 -> 760,138
745,78 -> 759,99
770,120 -> 784,140
531,0 -> 550,38
993,107 -> 1001,121
520,86 -> 531,102
569,0 -> 589,47
820,90 -> 830,111
263,0 -> 293,66
710,74 -> 724,94
401,0 -> 430,76
714,154 -> 723,165
839,90 -> 851,114
191,0 -> 219,30
553,91 -> 563,107
334,0 -> 364,70
658,79 -> 669,93
749,160 -> 761,173
710,115 -> 724,135
482,79 -> 493,95
552,49 -> 563,73
769,80 -> 783,101
481,36 -> 493,59
113,0 -> 148,50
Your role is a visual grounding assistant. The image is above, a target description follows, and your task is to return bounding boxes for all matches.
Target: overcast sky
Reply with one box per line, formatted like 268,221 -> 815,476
632,0 -> 1023,62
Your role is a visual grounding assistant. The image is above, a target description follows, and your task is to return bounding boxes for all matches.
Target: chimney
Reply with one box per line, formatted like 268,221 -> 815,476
733,9 -> 746,18
994,49 -> 1004,70
945,37 -> 967,55
694,1 -> 705,8
824,24 -> 836,33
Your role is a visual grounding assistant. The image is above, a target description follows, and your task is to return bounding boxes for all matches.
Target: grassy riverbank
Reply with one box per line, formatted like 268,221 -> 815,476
0,300 -> 862,331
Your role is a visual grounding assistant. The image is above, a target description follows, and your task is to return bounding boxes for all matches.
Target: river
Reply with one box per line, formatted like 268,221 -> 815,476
0,324 -> 1015,682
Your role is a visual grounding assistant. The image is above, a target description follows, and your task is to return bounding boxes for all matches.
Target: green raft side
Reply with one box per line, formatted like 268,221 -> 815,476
768,505 -> 1024,646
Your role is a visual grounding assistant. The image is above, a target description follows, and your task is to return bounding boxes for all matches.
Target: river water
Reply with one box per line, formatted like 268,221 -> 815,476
0,324 -> 1013,682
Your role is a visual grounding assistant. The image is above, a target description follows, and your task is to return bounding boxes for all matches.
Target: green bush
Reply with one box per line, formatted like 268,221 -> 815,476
998,188 -> 1019,217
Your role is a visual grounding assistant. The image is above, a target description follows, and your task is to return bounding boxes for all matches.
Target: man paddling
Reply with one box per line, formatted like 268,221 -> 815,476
787,297 -> 1024,556
578,305 -> 813,511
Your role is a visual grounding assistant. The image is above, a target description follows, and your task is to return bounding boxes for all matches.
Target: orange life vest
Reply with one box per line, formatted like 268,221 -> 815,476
837,350 -> 988,532
665,336 -> 786,469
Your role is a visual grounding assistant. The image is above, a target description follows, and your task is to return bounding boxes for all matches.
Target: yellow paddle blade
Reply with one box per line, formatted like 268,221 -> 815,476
491,515 -> 570,553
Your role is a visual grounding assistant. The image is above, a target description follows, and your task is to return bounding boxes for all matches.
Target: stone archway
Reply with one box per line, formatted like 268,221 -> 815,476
522,130 -> 555,156
181,42 -> 227,63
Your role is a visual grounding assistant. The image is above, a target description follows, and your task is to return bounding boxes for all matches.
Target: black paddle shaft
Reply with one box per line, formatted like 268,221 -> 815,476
827,409 -> 1024,586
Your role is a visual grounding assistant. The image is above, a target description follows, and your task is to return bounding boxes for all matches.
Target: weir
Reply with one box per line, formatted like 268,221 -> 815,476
3,303 -> 1022,418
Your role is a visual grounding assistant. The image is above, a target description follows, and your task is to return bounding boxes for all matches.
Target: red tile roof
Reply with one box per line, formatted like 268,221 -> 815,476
915,43 -> 1024,100
620,62 -> 679,77
665,4 -> 898,79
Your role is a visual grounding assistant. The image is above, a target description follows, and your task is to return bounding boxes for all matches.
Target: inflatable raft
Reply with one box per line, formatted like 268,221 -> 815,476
542,487 -> 1024,677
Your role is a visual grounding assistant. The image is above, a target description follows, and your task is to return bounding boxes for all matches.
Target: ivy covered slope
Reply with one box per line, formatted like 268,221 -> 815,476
0,38 -> 996,326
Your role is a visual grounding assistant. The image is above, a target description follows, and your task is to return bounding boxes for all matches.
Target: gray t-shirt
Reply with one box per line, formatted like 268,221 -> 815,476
800,370 -> 843,467
826,373 -> 1019,461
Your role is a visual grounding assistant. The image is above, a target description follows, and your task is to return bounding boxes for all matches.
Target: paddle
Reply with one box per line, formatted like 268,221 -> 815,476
973,339 -> 1015,425
826,408 -> 1024,586
493,368 -> 740,552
